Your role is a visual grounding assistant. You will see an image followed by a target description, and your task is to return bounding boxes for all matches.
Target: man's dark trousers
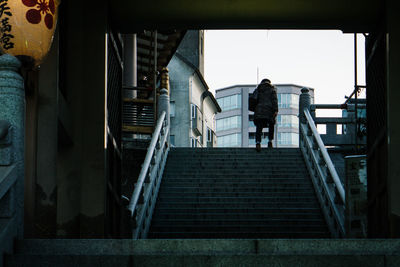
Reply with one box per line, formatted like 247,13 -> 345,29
255,119 -> 275,144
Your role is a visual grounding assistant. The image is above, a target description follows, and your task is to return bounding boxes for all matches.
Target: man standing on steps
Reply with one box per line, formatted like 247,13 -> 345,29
253,78 -> 278,152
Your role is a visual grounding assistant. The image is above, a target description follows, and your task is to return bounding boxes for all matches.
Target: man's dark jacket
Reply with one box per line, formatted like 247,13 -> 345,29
254,82 -> 278,121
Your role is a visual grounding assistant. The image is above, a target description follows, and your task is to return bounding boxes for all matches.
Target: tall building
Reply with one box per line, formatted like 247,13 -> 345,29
215,84 -> 314,148
168,30 -> 221,147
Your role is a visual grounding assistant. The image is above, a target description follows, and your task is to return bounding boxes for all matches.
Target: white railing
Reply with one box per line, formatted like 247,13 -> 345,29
127,111 -> 169,239
300,108 -> 346,237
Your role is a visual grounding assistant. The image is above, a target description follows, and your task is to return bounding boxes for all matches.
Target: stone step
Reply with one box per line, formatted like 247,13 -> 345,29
164,171 -> 308,177
150,218 -> 326,227
152,207 -> 324,214
157,196 -> 318,203
169,149 -> 301,153
166,158 -> 306,163
162,176 -> 310,181
160,182 -> 314,188
149,224 -> 329,233
9,239 -> 398,266
152,212 -> 325,220
147,231 -> 331,239
155,201 -> 320,209
158,185 -> 314,193
158,191 -> 316,197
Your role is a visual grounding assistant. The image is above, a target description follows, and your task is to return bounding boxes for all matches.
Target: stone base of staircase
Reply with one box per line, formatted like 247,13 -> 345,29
4,239 -> 400,267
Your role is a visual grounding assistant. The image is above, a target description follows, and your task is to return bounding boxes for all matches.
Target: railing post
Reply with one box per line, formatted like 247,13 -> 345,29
158,88 -> 170,129
299,87 -> 311,145
345,155 -> 367,237
0,54 -> 25,238
299,87 -> 311,123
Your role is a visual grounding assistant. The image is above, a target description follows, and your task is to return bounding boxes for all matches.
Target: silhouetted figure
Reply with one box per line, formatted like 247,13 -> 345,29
253,79 -> 278,151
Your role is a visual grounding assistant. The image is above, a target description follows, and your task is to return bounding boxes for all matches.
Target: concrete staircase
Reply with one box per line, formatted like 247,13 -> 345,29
4,148 -> 400,266
148,148 -> 330,239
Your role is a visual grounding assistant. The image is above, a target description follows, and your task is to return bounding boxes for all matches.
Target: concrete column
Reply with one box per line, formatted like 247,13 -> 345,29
158,88 -> 170,127
0,54 -> 25,237
387,0 -> 400,237
123,34 -> 137,98
299,87 -> 311,124
34,32 -> 59,237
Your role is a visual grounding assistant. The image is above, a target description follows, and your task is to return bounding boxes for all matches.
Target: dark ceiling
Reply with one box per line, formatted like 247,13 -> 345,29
110,0 -> 384,33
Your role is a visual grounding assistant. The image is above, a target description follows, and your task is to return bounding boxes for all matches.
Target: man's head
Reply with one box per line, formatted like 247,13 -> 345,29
261,78 -> 271,84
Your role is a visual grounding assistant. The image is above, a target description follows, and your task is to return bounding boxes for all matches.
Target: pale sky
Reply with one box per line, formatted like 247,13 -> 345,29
204,30 -> 366,115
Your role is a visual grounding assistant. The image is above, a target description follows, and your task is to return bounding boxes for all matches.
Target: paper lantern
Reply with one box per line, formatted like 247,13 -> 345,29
0,0 -> 60,66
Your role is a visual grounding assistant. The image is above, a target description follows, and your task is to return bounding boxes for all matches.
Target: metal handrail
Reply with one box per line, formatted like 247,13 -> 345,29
300,108 -> 346,237
304,109 -> 345,203
127,111 -> 166,216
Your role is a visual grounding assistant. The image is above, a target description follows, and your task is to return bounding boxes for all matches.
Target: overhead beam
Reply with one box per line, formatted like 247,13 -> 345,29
110,0 -> 383,32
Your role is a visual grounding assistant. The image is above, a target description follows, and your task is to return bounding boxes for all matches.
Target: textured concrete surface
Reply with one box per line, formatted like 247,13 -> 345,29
14,239 -> 400,256
6,239 -> 400,267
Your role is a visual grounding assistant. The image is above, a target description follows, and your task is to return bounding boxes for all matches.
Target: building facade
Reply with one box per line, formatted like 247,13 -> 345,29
215,84 -> 314,148
168,30 -> 221,147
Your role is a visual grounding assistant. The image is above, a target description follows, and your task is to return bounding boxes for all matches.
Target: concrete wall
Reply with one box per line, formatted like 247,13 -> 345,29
176,30 -> 204,76
387,0 -> 400,236
168,56 -> 191,147
23,0 -> 108,238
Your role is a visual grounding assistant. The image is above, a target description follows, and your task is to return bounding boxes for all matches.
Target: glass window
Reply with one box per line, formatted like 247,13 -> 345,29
278,93 -> 299,109
217,94 -> 242,111
207,127 -> 213,142
170,101 -> 175,117
248,132 -> 269,145
216,116 -> 241,132
191,137 -> 197,147
218,133 -> 242,147
277,115 -> 299,128
277,132 -> 299,146
170,135 -> 175,146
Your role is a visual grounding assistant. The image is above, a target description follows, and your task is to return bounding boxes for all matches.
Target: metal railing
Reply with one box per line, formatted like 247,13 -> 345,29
123,86 -> 155,135
300,109 -> 346,237
127,111 -> 169,239
309,104 -> 366,147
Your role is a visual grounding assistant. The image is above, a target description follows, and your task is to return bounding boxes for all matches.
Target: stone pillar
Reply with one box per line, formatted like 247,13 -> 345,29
158,88 -> 170,128
34,35 -> 59,237
0,54 -> 25,237
123,34 -> 137,98
299,87 -> 311,124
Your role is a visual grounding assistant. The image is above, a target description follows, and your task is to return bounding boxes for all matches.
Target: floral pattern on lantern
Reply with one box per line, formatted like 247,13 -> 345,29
23,0 -> 56,30
0,0 -> 60,66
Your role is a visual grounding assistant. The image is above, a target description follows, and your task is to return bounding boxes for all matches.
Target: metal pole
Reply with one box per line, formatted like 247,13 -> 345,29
354,33 -> 358,151
133,34 -> 137,87
153,30 -> 158,123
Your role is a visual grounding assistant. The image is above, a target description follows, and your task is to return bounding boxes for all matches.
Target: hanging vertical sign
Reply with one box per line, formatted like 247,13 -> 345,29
0,0 -> 60,66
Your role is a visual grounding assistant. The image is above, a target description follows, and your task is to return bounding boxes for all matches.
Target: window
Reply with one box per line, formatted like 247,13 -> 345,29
216,116 -> 241,132
248,132 -> 269,145
248,114 -> 255,128
207,128 -> 213,142
218,133 -> 242,147
191,104 -> 197,119
278,94 -> 299,109
191,103 -> 203,136
277,115 -> 299,128
170,101 -> 175,117
277,132 -> 299,146
170,135 -> 175,146
191,137 -> 197,147
217,94 -> 241,111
